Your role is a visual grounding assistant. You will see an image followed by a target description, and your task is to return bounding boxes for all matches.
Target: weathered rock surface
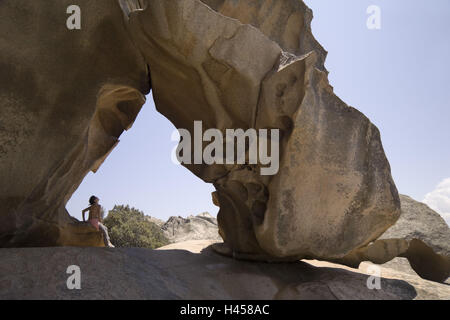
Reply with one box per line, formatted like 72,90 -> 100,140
382,195 -> 450,256
123,0 -> 400,262
0,0 -> 150,247
336,195 -> 450,283
159,196 -> 450,283
2,0 -> 443,283
0,240 -> 448,300
159,213 -> 222,243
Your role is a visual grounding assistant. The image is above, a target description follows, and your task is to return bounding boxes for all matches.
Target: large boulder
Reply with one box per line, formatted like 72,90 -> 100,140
335,195 -> 450,283
160,213 -> 222,243
125,0 -> 400,262
0,0 -> 150,246
382,195 -> 450,256
2,0 -> 443,282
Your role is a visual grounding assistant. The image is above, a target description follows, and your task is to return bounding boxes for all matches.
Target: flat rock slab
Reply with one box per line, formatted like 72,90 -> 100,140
0,241 -> 448,300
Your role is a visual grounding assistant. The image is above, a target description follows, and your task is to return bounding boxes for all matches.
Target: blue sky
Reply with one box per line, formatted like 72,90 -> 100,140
67,0 -> 450,224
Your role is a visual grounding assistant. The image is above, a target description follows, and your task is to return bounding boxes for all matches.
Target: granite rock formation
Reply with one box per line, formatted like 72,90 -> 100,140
1,0 -> 445,283
124,0 -> 400,262
159,213 -> 222,243
0,0 -> 149,247
335,195 -> 450,283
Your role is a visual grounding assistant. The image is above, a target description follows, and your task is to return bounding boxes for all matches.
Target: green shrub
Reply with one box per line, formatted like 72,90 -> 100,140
103,205 -> 169,248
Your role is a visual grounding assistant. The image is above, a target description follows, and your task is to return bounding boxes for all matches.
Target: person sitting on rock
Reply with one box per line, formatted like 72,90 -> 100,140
82,195 -> 114,247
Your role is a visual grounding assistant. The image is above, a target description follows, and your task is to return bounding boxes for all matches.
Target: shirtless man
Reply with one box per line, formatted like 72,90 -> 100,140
82,195 -> 114,247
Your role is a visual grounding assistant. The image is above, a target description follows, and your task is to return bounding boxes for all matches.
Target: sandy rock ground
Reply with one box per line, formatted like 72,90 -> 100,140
0,240 -> 448,300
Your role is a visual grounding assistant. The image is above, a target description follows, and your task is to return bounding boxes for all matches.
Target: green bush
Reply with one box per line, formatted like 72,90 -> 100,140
103,205 -> 169,248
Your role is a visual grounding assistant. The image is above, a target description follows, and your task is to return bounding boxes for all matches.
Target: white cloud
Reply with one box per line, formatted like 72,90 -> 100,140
423,178 -> 450,226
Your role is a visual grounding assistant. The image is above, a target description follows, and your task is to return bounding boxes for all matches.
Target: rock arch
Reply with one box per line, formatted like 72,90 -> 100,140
0,0 -> 447,282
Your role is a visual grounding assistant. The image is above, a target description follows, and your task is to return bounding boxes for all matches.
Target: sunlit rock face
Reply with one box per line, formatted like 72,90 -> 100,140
0,0 -> 399,253
3,0 -> 446,283
124,0 -> 401,261
0,0 -> 150,246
